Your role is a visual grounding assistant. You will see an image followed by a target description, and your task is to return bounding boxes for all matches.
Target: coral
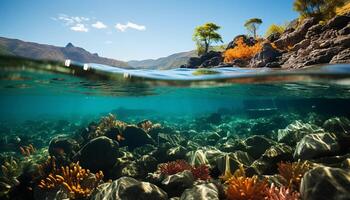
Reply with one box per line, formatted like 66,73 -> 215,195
0,157 -> 21,197
87,113 -> 127,140
159,160 -> 211,181
266,184 -> 300,200
226,175 -> 268,200
38,162 -> 103,199
19,144 -> 35,157
137,120 -> 154,133
277,160 -> 311,190
190,164 -> 211,181
159,160 -> 192,176
223,37 -> 263,62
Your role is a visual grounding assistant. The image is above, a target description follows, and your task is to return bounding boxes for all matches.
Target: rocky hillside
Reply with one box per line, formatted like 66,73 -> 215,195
181,12 -> 350,69
0,37 -> 129,68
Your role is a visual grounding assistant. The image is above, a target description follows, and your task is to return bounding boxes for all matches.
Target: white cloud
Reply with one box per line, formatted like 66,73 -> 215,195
92,21 -> 107,29
53,14 -> 90,32
70,24 -> 89,32
115,22 -> 146,32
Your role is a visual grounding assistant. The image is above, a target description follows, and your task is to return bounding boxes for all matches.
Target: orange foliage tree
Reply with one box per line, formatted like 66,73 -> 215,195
223,37 -> 262,63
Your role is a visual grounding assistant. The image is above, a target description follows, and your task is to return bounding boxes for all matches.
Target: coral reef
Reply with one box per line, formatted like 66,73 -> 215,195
38,162 -> 103,199
159,160 -> 211,181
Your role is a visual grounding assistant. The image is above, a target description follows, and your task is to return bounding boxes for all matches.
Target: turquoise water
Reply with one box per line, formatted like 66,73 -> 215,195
0,56 -> 350,199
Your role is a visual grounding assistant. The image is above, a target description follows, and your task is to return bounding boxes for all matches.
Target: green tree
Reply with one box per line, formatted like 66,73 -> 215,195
265,23 -> 287,37
244,18 -> 263,38
293,0 -> 345,20
193,22 -> 223,55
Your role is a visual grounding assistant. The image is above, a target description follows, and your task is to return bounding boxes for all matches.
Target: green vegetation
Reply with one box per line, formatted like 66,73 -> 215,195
244,18 -> 263,38
293,0 -> 346,20
193,22 -> 223,56
265,23 -> 287,37
192,68 -> 220,76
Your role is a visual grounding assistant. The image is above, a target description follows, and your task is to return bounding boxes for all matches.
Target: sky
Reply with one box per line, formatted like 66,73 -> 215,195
0,0 -> 298,61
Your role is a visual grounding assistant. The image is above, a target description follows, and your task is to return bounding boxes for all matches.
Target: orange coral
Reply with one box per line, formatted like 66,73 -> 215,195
224,37 -> 262,62
277,160 -> 311,190
19,144 -> 35,156
226,175 -> 268,200
38,162 -> 103,199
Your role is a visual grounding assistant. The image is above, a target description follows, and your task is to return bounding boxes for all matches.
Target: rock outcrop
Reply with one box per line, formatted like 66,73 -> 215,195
90,177 -> 168,200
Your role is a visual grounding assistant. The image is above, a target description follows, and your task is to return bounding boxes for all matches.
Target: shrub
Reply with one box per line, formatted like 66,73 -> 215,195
223,37 -> 262,63
265,24 -> 287,37
293,0 -> 346,20
337,1 -> 350,15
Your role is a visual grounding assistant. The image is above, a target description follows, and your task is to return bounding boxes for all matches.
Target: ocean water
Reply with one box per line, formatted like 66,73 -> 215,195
0,55 -> 350,199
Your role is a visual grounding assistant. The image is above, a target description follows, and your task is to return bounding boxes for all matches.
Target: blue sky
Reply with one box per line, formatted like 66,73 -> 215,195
0,0 -> 298,61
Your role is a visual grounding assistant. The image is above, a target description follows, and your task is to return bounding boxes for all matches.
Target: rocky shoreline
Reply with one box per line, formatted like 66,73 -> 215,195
181,13 -> 350,69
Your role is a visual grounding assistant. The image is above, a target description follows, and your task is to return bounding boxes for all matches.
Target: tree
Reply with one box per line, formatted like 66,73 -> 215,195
244,18 -> 263,38
265,23 -> 287,37
193,22 -> 223,55
293,0 -> 346,20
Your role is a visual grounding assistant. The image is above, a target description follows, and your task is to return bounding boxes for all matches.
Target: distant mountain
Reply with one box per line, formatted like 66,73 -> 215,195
128,45 -> 226,69
128,50 -> 197,69
0,37 -> 129,68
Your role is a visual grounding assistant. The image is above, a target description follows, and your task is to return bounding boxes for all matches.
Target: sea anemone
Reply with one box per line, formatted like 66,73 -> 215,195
190,164 -> 211,181
159,160 -> 192,176
277,160 -> 311,190
159,160 -> 211,180
226,175 -> 268,200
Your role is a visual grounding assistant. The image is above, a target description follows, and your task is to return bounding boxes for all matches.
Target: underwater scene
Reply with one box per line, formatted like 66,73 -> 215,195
0,56 -> 350,200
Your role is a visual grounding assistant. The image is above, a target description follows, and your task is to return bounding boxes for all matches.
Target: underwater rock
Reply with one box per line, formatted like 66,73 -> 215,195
243,135 -> 276,159
311,153 -> 350,168
110,150 -> 139,179
162,170 -> 194,197
73,136 -> 121,177
216,151 -> 254,175
248,144 -> 293,175
166,146 -> 188,161
277,120 -> 324,146
294,132 -> 340,160
206,132 -> 221,145
180,183 -> 220,200
157,133 -> 186,146
90,177 -> 168,200
323,117 -> 350,137
137,155 -> 159,178
120,125 -> 156,150
48,136 -> 79,165
300,166 -> 350,200
187,147 -> 223,167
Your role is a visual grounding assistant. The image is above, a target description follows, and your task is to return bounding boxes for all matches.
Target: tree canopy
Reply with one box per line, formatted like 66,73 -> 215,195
244,18 -> 263,38
193,22 -> 223,55
293,0 -> 346,20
